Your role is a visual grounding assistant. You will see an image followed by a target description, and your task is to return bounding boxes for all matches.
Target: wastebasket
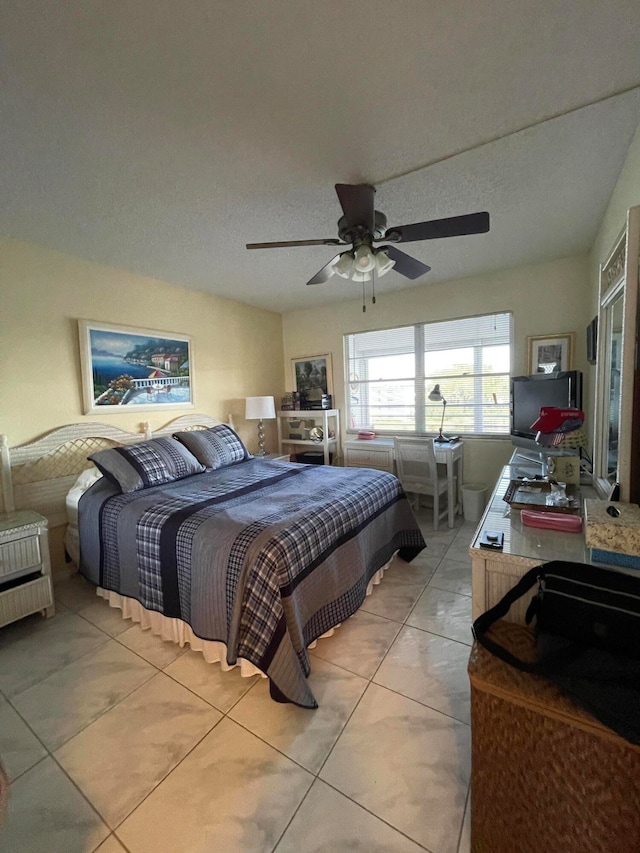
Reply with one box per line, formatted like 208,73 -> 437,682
462,483 -> 487,523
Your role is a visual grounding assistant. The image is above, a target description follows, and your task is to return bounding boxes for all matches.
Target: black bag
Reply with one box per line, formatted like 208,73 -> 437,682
472,560 -> 640,745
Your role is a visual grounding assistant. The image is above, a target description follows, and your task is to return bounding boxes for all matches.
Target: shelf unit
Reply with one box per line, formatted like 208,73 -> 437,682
276,409 -> 340,465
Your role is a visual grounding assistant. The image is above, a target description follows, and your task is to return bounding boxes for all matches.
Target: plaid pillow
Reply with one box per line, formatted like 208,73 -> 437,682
89,437 -> 205,493
173,424 -> 251,470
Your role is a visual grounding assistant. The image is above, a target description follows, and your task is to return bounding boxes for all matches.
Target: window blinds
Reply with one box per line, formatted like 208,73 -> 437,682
345,312 -> 512,435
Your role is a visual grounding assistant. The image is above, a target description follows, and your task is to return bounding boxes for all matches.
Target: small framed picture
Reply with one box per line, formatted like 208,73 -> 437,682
527,332 -> 574,374
291,353 -> 333,399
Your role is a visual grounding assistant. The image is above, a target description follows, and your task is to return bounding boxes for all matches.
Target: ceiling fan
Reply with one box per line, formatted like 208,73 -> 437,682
246,183 -> 490,287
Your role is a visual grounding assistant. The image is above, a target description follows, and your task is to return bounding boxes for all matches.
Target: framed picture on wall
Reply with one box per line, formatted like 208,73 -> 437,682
78,320 -> 194,414
291,353 -> 333,401
527,332 -> 574,374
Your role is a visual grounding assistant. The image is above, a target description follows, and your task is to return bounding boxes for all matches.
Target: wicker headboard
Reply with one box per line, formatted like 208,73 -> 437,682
0,413 -> 229,527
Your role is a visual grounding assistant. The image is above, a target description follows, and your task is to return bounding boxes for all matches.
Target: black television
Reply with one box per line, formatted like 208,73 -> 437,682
510,371 -> 583,454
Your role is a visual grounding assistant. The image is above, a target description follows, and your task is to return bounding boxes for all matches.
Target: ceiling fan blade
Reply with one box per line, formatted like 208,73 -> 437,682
246,238 -> 342,250
386,211 -> 490,244
306,255 -> 340,286
335,184 -> 375,233
382,245 -> 431,280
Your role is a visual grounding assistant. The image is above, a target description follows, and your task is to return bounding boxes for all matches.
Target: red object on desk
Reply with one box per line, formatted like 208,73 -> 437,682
357,430 -> 376,440
521,510 -> 582,533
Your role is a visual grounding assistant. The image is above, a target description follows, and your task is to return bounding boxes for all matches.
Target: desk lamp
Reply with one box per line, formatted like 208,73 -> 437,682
428,384 -> 454,443
245,396 -> 276,456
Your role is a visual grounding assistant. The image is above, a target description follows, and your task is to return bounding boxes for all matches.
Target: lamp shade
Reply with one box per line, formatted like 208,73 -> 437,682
334,252 -> 355,279
428,384 -> 444,402
354,245 -> 376,273
245,396 -> 276,420
374,250 -> 395,277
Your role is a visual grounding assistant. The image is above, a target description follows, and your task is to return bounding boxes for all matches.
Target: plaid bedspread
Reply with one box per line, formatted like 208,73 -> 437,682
79,458 -> 425,707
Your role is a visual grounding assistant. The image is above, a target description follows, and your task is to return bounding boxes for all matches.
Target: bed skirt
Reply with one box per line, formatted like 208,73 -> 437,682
95,558 -> 392,680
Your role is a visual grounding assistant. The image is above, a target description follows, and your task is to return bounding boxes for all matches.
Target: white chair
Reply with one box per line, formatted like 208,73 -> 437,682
393,437 -> 455,530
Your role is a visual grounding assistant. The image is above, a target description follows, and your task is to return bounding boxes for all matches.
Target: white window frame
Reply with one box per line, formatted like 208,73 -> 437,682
344,312 -> 513,437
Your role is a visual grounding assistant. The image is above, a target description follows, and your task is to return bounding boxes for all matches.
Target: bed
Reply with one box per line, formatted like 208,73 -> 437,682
1,415 -> 426,708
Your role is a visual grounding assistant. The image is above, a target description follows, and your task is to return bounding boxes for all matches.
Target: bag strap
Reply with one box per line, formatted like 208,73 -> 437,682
472,566 -> 543,673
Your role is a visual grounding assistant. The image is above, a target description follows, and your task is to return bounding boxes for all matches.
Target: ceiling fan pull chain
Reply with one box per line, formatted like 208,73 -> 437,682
362,278 -> 366,312
372,269 -> 376,305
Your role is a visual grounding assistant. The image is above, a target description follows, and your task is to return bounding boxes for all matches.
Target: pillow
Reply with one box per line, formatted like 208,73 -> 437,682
73,465 -> 103,491
65,466 -> 103,528
89,437 -> 205,493
173,424 -> 251,470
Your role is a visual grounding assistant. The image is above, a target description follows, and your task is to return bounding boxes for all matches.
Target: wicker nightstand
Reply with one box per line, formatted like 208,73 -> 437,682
0,510 -> 55,628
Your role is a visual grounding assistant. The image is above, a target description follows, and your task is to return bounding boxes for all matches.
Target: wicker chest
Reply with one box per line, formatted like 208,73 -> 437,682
0,510 -> 55,628
468,621 -> 640,853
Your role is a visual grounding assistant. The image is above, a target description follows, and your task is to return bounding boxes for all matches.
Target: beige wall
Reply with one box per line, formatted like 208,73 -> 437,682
1,238 -> 284,569
282,254 -> 591,491
1,238 -> 284,446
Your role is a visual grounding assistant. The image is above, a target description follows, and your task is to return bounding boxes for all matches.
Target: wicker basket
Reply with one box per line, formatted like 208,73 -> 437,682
468,621 -> 640,853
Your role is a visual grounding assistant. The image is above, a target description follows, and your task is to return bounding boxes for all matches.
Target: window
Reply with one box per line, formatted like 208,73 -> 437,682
345,312 -> 512,436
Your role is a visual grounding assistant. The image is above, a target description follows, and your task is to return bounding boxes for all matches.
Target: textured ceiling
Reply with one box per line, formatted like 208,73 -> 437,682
2,1 -> 640,312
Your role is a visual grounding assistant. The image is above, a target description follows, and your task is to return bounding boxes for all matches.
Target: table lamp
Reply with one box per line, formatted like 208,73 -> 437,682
428,384 -> 450,442
245,396 -> 276,456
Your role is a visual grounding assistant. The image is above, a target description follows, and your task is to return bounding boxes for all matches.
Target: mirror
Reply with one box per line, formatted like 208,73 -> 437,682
600,288 -> 623,486
593,207 -> 640,501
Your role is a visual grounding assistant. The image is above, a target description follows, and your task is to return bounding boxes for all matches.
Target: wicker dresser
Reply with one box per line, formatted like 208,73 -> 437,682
468,621 -> 640,853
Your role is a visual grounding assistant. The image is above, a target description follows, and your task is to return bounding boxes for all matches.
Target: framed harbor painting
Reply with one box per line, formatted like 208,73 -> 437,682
79,320 -> 194,414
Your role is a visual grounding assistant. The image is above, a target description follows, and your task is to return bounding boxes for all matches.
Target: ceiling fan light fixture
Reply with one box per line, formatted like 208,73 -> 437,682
374,249 -> 395,277
353,245 -> 375,273
351,270 -> 372,283
333,251 -> 355,279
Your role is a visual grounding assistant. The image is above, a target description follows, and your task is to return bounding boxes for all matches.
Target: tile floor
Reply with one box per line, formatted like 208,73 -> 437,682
0,510 -> 477,853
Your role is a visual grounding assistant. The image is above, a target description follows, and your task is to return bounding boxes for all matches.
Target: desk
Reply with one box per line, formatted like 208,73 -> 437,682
343,438 -> 464,526
469,464 -> 613,623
